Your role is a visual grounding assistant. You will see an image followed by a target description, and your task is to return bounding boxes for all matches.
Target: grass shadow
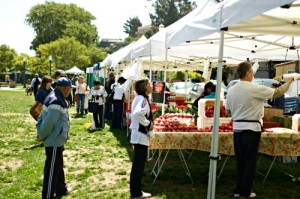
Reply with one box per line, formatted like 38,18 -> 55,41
106,120 -> 134,162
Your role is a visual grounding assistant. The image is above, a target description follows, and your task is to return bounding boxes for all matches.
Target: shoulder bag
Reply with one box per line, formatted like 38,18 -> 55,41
88,97 -> 98,113
30,102 -> 43,121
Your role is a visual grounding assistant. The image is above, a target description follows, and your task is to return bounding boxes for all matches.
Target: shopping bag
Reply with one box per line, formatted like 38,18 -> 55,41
88,98 -> 98,113
74,94 -> 79,103
30,102 -> 43,121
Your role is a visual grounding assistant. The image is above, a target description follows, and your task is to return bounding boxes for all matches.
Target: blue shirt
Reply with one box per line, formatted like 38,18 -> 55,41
204,92 -> 216,99
36,88 -> 52,104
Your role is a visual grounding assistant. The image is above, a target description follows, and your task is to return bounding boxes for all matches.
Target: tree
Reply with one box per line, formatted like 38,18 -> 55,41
85,46 -> 108,66
0,45 -> 17,72
124,36 -> 138,43
123,16 -> 142,37
25,2 -> 98,51
210,65 -> 233,86
148,0 -> 196,36
37,37 -> 89,72
36,37 -> 107,73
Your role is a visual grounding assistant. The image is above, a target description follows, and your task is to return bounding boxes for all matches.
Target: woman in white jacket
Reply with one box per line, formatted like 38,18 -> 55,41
129,79 -> 153,199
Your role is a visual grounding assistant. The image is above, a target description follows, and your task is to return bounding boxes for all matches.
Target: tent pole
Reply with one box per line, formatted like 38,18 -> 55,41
150,40 -> 153,82
185,70 -> 188,100
162,48 -> 168,115
207,30 -> 224,199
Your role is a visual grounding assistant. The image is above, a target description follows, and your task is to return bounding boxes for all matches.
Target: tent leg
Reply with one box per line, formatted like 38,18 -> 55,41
207,30 -> 225,199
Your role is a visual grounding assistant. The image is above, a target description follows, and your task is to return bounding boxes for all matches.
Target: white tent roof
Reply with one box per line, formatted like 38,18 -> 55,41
166,0 -> 297,47
65,66 -> 84,74
105,0 -> 299,74
101,36 -> 148,68
128,0 -> 298,69
131,0 -> 216,59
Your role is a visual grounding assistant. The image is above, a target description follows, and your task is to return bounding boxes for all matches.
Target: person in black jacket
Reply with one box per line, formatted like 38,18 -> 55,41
104,72 -> 115,120
31,73 -> 42,100
192,81 -> 215,109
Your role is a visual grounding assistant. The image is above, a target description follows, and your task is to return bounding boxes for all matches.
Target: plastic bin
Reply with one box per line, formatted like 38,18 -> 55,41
198,99 -> 225,117
284,97 -> 299,114
197,116 -> 232,129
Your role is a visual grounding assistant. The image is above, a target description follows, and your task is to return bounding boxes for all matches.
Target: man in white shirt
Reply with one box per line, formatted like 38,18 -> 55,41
226,61 -> 293,198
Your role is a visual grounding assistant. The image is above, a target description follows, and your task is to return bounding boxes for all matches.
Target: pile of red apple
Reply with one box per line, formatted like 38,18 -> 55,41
198,120 -> 233,132
205,105 -> 226,118
154,113 -> 198,132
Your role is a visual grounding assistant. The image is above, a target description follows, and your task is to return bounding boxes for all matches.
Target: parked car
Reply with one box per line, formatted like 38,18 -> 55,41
188,81 -> 226,101
188,82 -> 205,101
169,82 -> 195,97
226,78 -> 279,91
187,78 -> 201,84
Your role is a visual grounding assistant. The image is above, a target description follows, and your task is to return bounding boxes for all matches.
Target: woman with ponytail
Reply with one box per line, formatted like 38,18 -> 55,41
129,79 -> 153,199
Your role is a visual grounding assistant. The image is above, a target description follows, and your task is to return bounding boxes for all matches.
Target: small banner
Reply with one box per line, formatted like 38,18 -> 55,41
152,81 -> 167,103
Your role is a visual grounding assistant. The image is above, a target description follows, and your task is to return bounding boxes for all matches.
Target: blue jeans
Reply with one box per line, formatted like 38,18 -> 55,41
76,94 -> 85,115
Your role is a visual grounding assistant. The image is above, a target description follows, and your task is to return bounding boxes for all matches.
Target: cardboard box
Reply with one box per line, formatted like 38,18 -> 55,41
272,116 -> 293,128
263,108 -> 283,122
263,121 -> 281,129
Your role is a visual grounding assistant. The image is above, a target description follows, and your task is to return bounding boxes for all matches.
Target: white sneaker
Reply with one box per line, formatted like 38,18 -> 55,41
131,191 -> 152,199
248,193 -> 256,198
235,192 -> 256,198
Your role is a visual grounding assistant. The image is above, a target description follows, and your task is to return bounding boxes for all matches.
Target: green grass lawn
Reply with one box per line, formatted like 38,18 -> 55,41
0,88 -> 299,199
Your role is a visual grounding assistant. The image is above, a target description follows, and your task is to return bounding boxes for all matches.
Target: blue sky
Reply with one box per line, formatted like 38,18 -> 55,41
0,0 -> 154,56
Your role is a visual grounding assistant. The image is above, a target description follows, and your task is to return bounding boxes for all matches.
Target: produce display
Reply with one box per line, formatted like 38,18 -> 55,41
205,105 -> 226,118
153,113 -> 233,132
153,113 -> 198,132
198,99 -> 226,118
198,120 -> 233,132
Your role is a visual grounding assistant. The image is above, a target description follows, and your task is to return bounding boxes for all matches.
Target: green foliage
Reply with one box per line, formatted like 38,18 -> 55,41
2,89 -> 300,199
123,16 -> 142,37
25,1 -> 98,51
0,45 -> 17,72
168,71 -> 186,82
36,37 -> 106,72
63,20 -> 99,47
188,71 -> 202,79
124,36 -> 137,43
148,0 -> 196,37
153,105 -> 197,120
85,46 -> 107,66
211,65 -> 233,86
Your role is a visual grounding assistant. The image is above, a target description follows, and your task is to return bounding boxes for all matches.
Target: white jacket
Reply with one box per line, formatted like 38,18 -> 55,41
130,95 -> 152,146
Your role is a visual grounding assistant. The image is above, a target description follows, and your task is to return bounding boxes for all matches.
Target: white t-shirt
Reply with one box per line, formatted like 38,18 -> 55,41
113,80 -> 131,100
75,82 -> 88,94
226,81 -> 274,132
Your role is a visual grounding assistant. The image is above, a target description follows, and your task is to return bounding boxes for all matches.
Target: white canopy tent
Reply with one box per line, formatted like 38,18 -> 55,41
161,0 -> 298,199
101,36 -> 148,68
65,66 -> 85,74
122,0 -> 299,83
166,0 -> 299,48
